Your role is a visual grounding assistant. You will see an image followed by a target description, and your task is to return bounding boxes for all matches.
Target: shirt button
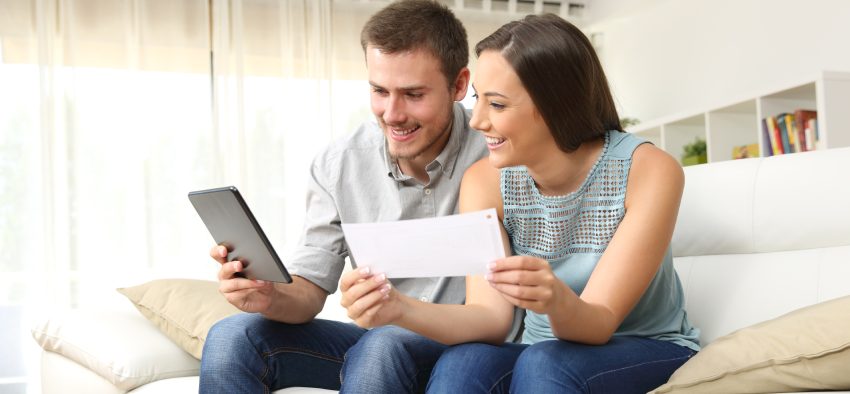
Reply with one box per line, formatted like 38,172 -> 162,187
419,296 -> 429,302
424,188 -> 432,195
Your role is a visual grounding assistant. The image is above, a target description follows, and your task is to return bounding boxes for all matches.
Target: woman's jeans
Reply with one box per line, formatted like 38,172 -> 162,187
199,313 -> 448,394
426,336 -> 696,394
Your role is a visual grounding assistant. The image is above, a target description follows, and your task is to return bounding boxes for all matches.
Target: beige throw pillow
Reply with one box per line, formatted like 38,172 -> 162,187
117,279 -> 241,359
652,295 -> 850,393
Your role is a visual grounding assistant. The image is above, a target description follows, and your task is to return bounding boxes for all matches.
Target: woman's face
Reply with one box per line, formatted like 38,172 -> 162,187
470,50 -> 559,169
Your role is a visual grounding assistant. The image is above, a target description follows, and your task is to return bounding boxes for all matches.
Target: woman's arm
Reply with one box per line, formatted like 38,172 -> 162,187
486,144 -> 684,345
341,158 -> 516,345
551,143 -> 684,343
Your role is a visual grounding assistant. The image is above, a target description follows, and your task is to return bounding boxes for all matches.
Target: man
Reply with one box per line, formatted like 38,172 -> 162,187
199,1 -> 488,392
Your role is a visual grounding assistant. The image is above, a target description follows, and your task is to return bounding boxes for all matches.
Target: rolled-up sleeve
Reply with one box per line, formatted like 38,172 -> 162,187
287,152 -> 347,294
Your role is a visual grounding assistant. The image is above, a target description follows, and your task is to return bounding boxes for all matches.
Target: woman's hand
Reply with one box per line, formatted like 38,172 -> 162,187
486,255 -> 568,315
339,267 -> 404,328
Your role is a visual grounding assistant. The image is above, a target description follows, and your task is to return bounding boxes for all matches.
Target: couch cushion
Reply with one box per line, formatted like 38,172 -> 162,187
32,306 -> 201,391
753,148 -> 850,253
675,147 -> 850,258
651,295 -> 850,393
673,245 -> 850,344
127,376 -> 337,393
117,279 -> 241,359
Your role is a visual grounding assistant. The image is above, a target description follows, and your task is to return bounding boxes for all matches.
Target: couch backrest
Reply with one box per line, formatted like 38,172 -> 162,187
672,147 -> 850,344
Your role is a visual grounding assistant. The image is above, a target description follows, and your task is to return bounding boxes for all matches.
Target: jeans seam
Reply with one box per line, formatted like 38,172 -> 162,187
259,347 -> 346,389
264,347 -> 346,363
489,371 -> 513,393
405,367 -> 419,394
583,353 -> 694,392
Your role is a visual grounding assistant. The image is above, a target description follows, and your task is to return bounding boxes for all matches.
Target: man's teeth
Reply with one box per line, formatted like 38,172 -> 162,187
392,126 -> 418,136
486,136 -> 506,145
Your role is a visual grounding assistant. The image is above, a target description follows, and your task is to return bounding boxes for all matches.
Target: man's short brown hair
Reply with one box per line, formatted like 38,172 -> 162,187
361,0 -> 469,86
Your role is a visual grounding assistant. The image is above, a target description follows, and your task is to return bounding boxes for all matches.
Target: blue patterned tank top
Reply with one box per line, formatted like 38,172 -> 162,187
501,130 -> 700,350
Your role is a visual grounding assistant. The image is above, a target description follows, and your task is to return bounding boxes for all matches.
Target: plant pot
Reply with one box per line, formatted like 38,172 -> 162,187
682,153 -> 707,166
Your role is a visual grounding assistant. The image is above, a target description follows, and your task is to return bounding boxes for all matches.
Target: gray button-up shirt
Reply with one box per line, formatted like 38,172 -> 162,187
288,102 -> 488,305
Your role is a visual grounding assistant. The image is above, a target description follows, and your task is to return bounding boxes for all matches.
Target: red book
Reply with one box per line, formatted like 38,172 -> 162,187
794,109 -> 817,151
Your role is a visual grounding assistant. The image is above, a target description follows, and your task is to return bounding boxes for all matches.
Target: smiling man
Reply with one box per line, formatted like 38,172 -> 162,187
199,1 -> 488,393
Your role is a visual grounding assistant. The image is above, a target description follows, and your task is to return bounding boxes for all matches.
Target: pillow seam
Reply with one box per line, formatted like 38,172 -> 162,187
134,301 -> 204,340
667,340 -> 850,389
34,330 -> 199,380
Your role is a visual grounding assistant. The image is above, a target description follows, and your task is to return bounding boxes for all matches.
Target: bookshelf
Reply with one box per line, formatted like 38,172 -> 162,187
628,71 -> 850,164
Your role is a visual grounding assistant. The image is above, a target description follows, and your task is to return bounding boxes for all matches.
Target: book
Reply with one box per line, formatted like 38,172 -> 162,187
785,113 -> 801,153
794,109 -> 817,151
732,143 -> 760,159
808,117 -> 822,151
776,114 -> 793,154
760,118 -> 773,157
765,116 -> 783,155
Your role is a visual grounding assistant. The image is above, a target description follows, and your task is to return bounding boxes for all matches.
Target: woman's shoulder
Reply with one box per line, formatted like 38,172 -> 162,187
628,143 -> 684,202
459,157 -> 504,213
632,143 -> 682,177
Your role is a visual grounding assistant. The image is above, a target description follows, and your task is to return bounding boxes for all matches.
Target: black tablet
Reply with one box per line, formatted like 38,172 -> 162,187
188,186 -> 292,283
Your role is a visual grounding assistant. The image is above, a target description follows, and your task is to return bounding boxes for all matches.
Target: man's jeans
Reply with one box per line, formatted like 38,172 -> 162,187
426,336 -> 696,394
199,313 -> 448,393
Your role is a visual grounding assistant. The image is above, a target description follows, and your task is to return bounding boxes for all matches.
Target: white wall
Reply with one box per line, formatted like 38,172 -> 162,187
586,0 -> 850,123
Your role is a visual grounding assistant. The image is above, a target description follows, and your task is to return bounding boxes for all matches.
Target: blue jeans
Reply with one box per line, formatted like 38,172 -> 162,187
427,336 -> 696,394
199,313 -> 448,393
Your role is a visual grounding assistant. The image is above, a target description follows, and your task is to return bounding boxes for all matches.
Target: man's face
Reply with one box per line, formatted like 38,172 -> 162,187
366,46 -> 463,163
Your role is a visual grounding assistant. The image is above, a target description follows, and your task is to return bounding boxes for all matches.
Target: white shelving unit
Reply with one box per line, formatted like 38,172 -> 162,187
628,71 -> 850,164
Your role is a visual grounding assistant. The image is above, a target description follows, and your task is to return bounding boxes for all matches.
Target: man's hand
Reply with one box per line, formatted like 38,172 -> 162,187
339,267 -> 401,328
486,255 -> 567,315
211,244 -> 275,313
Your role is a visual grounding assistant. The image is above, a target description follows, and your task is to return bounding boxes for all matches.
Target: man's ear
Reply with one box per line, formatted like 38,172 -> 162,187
451,67 -> 471,102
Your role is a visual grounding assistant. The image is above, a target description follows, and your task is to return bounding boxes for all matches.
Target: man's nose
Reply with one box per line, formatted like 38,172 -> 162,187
383,95 -> 406,125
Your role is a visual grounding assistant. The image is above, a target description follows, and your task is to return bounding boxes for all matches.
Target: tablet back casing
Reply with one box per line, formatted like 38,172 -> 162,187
188,186 -> 292,283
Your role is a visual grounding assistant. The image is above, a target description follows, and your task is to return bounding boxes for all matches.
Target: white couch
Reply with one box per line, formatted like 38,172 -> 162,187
33,146 -> 850,393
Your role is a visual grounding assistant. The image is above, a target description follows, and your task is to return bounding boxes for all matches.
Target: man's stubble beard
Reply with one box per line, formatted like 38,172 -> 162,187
388,103 -> 455,161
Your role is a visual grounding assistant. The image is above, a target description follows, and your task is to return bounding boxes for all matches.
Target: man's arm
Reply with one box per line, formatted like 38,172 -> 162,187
212,247 -> 328,323
213,150 -> 348,323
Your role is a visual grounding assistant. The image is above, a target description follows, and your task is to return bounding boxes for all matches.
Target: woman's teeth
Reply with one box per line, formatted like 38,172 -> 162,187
486,136 -> 506,145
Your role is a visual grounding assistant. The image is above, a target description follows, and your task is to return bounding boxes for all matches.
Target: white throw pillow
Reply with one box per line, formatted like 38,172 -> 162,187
31,306 -> 201,390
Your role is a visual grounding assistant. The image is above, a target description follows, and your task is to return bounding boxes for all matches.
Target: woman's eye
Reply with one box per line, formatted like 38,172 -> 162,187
471,93 -> 479,100
490,102 -> 505,110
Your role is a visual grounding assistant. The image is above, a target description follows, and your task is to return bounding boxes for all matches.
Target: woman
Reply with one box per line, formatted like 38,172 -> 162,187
340,13 -> 699,393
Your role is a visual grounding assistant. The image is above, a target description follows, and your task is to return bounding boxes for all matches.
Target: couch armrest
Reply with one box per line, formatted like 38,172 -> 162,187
32,306 -> 200,391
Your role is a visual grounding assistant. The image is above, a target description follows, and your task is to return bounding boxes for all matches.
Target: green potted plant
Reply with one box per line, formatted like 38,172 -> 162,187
681,137 -> 707,166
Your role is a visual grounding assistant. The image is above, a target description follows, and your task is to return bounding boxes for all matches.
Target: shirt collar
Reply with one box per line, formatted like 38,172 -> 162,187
383,102 -> 466,182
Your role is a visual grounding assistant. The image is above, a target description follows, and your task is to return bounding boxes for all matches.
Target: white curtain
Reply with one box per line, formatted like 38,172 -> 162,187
0,0 -> 370,390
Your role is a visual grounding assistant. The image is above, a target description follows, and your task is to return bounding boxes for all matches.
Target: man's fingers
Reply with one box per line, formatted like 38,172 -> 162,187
219,275 -> 269,294
218,260 -> 242,281
209,244 -> 229,264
